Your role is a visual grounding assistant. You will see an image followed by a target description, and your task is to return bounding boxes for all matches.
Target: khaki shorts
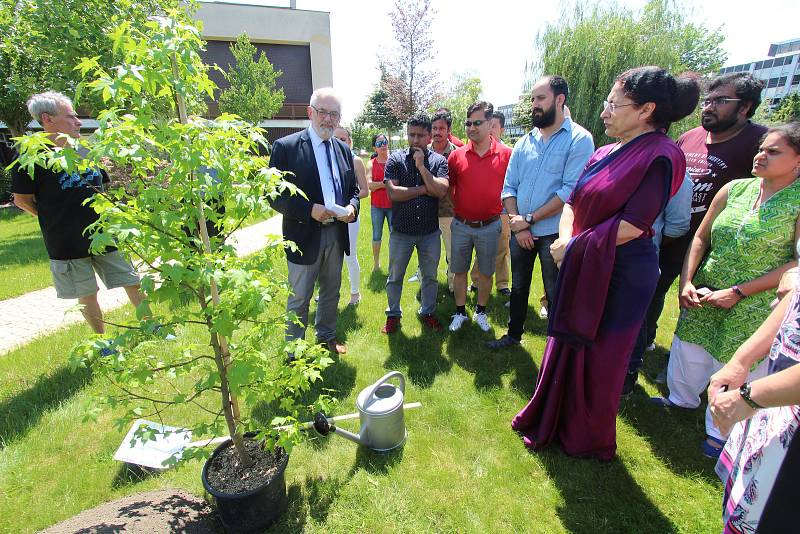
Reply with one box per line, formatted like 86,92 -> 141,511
50,250 -> 140,299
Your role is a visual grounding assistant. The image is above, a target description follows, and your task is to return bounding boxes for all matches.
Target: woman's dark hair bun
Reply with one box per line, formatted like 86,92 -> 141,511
670,71 -> 701,123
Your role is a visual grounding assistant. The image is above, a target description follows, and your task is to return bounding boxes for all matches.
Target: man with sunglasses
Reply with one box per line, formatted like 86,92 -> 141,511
269,87 -> 360,356
645,73 -> 767,371
487,76 -> 594,348
447,101 -> 513,332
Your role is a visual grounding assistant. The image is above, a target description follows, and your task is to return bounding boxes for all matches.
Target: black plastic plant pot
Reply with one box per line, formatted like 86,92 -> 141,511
201,436 -> 290,533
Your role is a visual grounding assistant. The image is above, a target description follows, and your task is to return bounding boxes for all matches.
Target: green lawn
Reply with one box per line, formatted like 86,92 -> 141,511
0,209 -> 722,533
0,208 -> 50,300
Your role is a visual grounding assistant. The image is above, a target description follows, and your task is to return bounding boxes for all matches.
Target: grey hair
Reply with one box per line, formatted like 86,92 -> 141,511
309,87 -> 341,110
27,91 -> 73,122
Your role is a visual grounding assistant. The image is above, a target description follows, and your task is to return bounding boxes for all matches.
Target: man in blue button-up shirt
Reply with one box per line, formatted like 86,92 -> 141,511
489,76 -> 594,348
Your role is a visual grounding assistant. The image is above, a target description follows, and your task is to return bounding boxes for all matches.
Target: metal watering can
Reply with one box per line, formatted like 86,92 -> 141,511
313,371 -> 408,452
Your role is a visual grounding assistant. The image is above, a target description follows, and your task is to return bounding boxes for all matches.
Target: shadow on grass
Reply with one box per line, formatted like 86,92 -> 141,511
111,463 -> 162,489
385,321 -> 451,388
537,448 -> 678,533
367,269 -> 386,293
444,299 -> 540,393
351,444 -> 404,474
0,365 -> 92,447
275,474 -> 350,533
618,352 -> 718,483
336,303 -> 364,340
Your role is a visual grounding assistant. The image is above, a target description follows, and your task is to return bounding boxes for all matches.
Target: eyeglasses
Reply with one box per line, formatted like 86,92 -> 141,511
310,105 -> 341,121
375,139 -> 388,147
603,100 -> 637,113
464,119 -> 489,127
701,97 -> 742,108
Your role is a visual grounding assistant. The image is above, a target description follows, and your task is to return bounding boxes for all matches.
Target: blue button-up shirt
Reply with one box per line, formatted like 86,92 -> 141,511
501,118 -> 594,236
652,172 -> 692,250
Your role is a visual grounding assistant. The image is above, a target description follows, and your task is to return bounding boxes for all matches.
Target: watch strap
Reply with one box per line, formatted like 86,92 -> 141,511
732,285 -> 746,299
739,382 -> 764,409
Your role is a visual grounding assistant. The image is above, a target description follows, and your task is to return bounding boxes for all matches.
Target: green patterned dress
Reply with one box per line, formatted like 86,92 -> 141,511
675,177 -> 800,362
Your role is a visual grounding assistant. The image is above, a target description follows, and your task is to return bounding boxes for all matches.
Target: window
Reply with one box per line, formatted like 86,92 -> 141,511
768,77 -> 780,88
779,76 -> 787,86
755,61 -> 763,70
763,59 -> 774,69
793,74 -> 800,85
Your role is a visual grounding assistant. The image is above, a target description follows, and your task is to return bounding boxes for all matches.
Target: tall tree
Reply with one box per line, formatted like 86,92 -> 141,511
0,0 -> 180,137
381,0 -> 439,121
217,32 -> 285,126
431,73 -> 483,140
522,0 -> 727,143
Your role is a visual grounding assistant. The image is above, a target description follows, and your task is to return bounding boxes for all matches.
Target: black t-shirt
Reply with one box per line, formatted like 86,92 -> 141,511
11,163 -> 111,260
384,148 -> 447,235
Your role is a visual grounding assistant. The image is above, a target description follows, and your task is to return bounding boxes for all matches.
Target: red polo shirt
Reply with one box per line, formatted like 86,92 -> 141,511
447,137 -> 511,221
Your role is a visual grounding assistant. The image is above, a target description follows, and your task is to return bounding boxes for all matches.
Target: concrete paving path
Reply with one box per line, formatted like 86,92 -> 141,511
0,215 -> 282,355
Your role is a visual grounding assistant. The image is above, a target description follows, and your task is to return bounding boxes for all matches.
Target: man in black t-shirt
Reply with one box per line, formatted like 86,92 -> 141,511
646,73 -> 767,373
12,91 -> 143,335
381,112 -> 450,334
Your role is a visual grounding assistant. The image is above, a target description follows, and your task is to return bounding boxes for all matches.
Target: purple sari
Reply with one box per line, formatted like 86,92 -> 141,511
512,131 -> 686,460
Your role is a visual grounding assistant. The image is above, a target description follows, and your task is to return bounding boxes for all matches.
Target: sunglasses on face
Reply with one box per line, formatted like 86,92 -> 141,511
375,139 -> 388,147
464,119 -> 489,127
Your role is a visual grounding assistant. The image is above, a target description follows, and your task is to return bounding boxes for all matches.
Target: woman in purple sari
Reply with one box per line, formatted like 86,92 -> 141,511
512,67 -> 700,460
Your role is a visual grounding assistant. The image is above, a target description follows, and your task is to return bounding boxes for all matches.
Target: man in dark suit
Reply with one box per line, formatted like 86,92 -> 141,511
269,87 -> 359,355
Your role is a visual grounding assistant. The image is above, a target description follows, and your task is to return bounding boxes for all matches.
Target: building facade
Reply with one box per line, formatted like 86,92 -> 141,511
197,1 -> 333,141
0,1 -> 332,146
718,38 -> 800,108
497,103 -> 526,143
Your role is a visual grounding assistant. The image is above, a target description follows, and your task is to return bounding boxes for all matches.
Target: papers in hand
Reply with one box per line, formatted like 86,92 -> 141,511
327,203 -> 350,217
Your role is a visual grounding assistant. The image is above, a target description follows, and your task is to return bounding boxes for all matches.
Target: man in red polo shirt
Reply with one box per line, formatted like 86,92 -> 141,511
447,101 -> 512,332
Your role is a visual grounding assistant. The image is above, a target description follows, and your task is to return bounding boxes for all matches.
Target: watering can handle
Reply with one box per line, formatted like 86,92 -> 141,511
363,371 -> 405,407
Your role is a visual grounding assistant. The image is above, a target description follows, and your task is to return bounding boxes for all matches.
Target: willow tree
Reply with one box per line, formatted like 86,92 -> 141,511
519,0 -> 727,143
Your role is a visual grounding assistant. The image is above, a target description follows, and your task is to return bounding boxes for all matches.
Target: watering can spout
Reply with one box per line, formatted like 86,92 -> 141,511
312,411 -> 368,446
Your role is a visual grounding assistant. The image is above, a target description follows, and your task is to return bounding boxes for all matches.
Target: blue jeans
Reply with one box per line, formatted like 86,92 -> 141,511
507,233 -> 558,340
386,229 -> 441,317
371,206 -> 393,242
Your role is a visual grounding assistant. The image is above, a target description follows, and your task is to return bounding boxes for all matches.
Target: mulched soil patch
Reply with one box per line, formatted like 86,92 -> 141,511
39,489 -> 221,533
205,439 -> 284,494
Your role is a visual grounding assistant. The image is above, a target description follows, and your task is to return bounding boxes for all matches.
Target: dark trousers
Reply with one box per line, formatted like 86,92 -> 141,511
627,234 -> 692,373
507,233 -> 558,340
644,234 -> 691,344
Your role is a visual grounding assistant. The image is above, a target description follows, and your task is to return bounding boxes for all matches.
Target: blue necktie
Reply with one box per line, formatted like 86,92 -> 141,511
323,140 -> 344,205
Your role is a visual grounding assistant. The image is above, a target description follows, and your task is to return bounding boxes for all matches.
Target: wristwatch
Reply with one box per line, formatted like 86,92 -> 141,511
739,382 -> 765,409
525,213 -> 535,225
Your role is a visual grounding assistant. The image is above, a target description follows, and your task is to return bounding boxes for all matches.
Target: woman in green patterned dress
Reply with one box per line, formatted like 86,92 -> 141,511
653,123 -> 800,458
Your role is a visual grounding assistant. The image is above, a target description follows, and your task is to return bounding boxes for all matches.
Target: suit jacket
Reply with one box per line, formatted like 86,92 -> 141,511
269,128 -> 360,265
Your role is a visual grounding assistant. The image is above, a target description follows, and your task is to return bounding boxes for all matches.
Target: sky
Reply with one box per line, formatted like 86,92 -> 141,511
235,0 -> 800,123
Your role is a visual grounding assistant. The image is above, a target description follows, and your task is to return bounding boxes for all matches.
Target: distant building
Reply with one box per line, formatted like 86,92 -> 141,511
497,103 -> 526,143
718,38 -> 800,108
0,1 -> 333,146
197,1 -> 333,141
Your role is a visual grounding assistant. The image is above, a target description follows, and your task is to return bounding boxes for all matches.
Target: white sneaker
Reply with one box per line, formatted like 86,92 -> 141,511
449,313 -> 469,331
408,269 -> 420,282
645,342 -> 656,352
538,306 -> 549,319
473,312 -> 490,332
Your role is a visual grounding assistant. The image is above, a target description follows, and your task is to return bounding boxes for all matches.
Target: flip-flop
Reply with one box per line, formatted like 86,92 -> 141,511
701,435 -> 727,459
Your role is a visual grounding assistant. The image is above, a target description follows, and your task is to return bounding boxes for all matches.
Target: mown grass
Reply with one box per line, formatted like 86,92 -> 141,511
0,208 -> 50,300
0,210 -> 722,533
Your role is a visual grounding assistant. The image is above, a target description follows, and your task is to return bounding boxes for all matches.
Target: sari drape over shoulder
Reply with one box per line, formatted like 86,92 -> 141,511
513,131 -> 686,460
